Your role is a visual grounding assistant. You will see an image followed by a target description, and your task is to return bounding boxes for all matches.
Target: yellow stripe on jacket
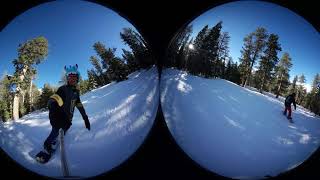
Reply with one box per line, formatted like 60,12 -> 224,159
50,94 -> 64,107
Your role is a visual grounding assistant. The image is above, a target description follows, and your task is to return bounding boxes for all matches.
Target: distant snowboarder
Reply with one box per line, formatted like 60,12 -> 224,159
283,92 -> 296,122
36,64 -> 91,163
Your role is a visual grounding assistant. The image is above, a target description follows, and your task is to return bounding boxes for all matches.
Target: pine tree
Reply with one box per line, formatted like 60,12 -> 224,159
257,34 -> 281,93
193,25 -> 209,50
31,84 -> 41,110
0,75 -> 12,121
106,57 -> 129,82
93,42 -> 116,70
184,38 -> 194,72
227,61 -> 241,84
225,60 -> 232,81
202,21 -> 222,78
176,32 -> 192,70
93,42 -> 116,83
122,49 -> 138,73
238,46 -> 252,86
272,53 -> 292,98
308,73 -> 320,115
188,22 -> 224,78
0,100 -> 10,122
296,74 -> 306,104
24,91 -> 31,114
250,70 -> 261,89
288,75 -> 298,94
166,25 -> 192,69
19,95 -> 27,117
303,92 -> 312,110
78,77 -> 90,95
120,28 -> 153,68
37,83 -> 55,109
239,27 -> 268,87
90,56 -> 106,86
87,69 -> 98,90
218,32 -> 230,78
92,42 -> 128,83
188,25 -> 209,76
11,36 -> 48,120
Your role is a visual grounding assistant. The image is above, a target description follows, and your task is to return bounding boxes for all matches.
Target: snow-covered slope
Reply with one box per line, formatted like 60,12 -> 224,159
160,68 -> 320,179
0,67 -> 159,178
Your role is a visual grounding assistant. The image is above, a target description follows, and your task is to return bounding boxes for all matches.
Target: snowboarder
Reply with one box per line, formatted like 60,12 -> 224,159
283,92 -> 296,121
36,64 -> 90,163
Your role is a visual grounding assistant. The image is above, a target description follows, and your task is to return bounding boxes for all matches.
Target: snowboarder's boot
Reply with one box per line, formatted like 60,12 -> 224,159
44,140 -> 57,155
283,111 -> 287,116
35,151 -> 52,164
287,116 -> 293,123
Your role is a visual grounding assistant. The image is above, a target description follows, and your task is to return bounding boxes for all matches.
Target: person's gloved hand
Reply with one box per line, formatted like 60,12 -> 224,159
83,115 -> 90,131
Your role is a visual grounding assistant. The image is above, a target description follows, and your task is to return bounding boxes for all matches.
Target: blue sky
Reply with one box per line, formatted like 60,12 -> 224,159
0,0 -> 136,88
190,1 -> 320,91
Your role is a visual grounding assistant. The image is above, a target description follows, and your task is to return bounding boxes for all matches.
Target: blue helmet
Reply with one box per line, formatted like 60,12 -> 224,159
64,64 -> 80,83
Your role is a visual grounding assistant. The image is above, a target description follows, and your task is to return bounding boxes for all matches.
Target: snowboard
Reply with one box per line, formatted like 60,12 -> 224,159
35,139 -> 59,164
282,111 -> 293,123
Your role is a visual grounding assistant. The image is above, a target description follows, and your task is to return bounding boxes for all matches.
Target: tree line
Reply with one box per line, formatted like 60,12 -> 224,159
0,28 -> 154,121
165,21 -> 320,116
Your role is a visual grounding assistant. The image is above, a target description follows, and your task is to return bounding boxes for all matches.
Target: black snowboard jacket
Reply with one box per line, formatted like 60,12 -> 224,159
284,94 -> 296,109
48,85 -> 88,129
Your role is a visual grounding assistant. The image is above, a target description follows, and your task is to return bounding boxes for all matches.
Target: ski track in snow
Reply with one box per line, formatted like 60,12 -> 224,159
0,67 -> 159,178
160,68 -> 320,179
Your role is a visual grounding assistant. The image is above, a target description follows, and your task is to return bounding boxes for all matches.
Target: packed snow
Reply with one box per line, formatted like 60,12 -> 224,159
160,68 -> 320,179
0,67 -> 159,178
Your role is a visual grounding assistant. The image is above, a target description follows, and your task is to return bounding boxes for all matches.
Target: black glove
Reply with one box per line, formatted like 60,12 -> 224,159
83,115 -> 90,131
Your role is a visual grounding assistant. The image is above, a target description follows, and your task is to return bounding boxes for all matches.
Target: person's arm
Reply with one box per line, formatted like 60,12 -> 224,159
47,86 -> 69,122
49,86 -> 64,108
293,98 -> 297,110
76,93 -> 90,130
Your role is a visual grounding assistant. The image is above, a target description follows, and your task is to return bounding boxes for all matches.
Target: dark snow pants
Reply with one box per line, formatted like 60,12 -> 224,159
43,126 -> 70,153
44,100 -> 71,153
283,105 -> 292,118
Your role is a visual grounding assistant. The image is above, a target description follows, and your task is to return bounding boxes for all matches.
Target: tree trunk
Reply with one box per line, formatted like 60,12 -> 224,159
13,93 -> 20,120
259,73 -> 266,93
297,90 -> 302,105
245,59 -> 255,87
242,68 -> 248,87
29,80 -> 33,112
276,73 -> 283,98
100,75 -> 105,86
21,90 -> 25,104
12,65 -> 28,120
9,95 -> 13,120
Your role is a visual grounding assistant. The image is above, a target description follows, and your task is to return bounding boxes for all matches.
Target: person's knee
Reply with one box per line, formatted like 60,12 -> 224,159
63,123 -> 71,133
